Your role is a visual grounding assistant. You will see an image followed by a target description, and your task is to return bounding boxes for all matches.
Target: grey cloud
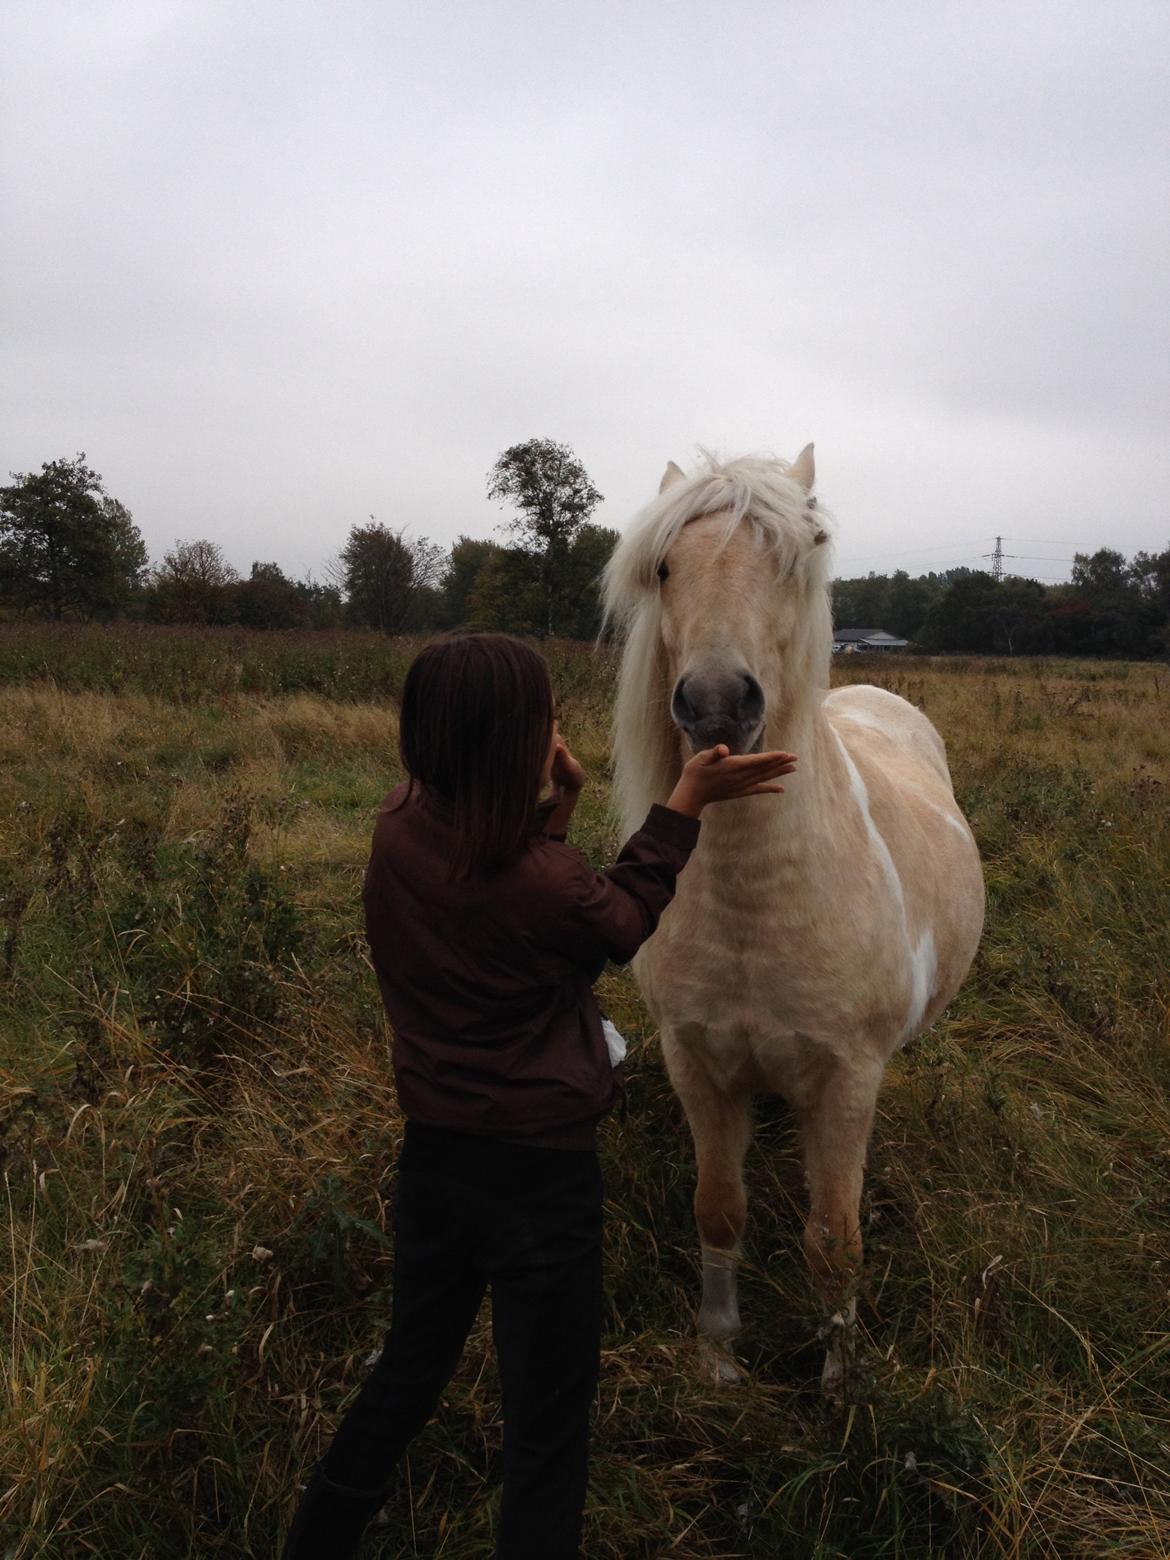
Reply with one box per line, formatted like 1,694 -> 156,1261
3,0 -> 1167,582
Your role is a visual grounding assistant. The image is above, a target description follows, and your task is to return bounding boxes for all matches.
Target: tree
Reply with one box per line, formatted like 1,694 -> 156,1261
883,570 -> 934,641
0,454 -> 148,619
1070,548 -> 1150,657
297,577 -> 345,630
831,572 -> 892,633
466,547 -> 544,635
1128,544 -> 1170,611
487,439 -> 602,636
149,539 -> 239,624
337,522 -> 445,633
1071,548 -> 1130,598
917,572 -> 1000,653
442,537 -> 504,627
558,524 -> 621,639
235,562 -> 309,630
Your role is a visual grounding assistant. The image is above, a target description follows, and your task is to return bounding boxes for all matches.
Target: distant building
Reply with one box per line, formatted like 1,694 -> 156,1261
832,627 -> 909,653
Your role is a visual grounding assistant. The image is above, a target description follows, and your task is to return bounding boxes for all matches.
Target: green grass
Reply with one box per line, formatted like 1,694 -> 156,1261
1,635 -> 1168,1557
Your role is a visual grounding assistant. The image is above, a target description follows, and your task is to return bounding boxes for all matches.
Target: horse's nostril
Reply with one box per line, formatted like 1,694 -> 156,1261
739,674 -> 765,722
671,677 -> 695,724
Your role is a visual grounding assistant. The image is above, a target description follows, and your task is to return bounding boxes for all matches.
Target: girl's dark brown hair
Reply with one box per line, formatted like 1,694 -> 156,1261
398,633 -> 555,878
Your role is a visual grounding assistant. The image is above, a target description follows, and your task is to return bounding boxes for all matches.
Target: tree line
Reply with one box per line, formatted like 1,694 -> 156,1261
3,449 -> 1168,656
0,443 -> 618,640
834,556 -> 1170,659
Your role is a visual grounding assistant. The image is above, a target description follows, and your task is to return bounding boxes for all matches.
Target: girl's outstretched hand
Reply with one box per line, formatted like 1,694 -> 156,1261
666,744 -> 797,818
551,737 -> 587,794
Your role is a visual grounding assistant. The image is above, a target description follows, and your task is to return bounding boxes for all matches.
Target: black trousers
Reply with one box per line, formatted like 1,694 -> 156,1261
283,1123 -> 603,1560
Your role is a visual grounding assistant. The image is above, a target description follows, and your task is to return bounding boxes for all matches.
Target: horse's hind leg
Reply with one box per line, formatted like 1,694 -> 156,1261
663,1040 -> 753,1381
798,1057 -> 881,1393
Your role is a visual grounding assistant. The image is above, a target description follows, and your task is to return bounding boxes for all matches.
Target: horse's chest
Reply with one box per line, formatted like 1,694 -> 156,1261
637,865 -> 908,1047
645,869 -> 838,1007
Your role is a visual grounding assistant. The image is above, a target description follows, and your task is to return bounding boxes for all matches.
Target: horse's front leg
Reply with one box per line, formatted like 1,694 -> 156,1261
798,1055 -> 882,1395
662,1035 -> 753,1383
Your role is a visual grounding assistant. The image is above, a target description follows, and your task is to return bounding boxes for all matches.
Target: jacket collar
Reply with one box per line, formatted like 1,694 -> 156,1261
415,783 -> 559,837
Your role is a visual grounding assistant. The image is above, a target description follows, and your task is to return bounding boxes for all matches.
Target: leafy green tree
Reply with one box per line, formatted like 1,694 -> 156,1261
466,548 -> 544,634
831,572 -> 891,632
149,539 -> 239,624
0,454 -> 148,619
487,439 -> 602,636
1128,545 -> 1170,654
917,572 -> 999,652
296,578 -> 345,630
989,577 -> 1049,655
883,570 -> 934,640
235,562 -> 309,630
405,582 -> 447,633
558,524 -> 621,639
1071,548 -> 1130,598
1070,548 -> 1151,656
917,573 -> 1052,655
442,537 -> 504,627
1128,544 -> 1170,610
338,522 -> 445,633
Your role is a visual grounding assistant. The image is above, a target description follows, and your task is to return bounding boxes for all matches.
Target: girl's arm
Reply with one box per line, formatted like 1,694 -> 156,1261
537,741 -> 797,968
543,738 -> 586,838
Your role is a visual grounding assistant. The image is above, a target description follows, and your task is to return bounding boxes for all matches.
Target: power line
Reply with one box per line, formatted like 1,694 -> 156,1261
835,536 -> 991,565
1002,536 -> 1098,549
838,535 -> 1103,570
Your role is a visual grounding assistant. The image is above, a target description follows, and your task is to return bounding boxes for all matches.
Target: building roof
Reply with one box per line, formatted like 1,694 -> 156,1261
832,627 -> 909,647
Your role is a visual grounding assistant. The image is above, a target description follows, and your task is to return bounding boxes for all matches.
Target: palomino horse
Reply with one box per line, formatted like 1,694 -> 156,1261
602,448 -> 984,1387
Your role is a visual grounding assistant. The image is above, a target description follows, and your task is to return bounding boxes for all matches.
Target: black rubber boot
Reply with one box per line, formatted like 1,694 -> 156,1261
280,1463 -> 390,1559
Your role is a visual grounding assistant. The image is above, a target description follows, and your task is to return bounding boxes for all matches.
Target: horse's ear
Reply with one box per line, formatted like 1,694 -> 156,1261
659,461 -> 685,494
789,443 -> 815,493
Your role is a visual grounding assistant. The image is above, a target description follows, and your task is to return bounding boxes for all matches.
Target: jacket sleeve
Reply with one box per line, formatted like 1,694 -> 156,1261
536,804 -> 701,969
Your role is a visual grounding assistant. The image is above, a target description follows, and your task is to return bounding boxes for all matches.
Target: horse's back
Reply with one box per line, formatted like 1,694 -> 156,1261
823,681 -> 983,1027
823,683 -> 952,788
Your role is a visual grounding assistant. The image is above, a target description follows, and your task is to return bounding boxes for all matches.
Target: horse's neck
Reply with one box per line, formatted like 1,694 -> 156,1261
691,693 -> 839,865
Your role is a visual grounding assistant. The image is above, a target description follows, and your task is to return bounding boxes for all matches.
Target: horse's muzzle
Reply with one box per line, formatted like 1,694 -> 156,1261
672,671 -> 765,754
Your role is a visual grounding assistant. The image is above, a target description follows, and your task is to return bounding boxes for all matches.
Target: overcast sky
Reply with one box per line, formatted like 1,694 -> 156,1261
4,0 -> 1169,586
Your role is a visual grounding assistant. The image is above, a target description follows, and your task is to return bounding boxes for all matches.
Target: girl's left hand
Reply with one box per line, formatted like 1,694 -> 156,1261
551,737 -> 586,794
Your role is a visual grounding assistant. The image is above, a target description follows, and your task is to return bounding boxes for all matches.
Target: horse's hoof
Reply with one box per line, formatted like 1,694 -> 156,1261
698,1336 -> 746,1384
817,1304 -> 855,1399
820,1347 -> 846,1400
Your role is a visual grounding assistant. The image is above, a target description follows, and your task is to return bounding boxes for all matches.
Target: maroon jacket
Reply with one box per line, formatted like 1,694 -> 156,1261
362,782 -> 701,1147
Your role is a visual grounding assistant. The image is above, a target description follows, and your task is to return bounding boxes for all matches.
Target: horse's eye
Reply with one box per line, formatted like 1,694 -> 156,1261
656,562 -> 670,583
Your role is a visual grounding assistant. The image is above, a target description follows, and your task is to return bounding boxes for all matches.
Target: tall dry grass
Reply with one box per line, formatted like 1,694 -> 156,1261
1,646 -> 1168,1558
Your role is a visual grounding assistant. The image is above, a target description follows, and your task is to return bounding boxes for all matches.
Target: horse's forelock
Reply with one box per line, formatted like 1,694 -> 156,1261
602,454 -> 832,630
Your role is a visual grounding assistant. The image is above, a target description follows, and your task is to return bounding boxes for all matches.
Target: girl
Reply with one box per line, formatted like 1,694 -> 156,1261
282,633 -> 796,1559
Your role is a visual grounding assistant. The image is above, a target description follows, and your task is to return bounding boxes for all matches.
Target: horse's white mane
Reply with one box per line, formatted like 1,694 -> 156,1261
601,451 -> 835,832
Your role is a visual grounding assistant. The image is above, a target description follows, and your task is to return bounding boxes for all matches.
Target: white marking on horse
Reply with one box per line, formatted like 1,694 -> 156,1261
904,928 -> 937,1039
834,729 -> 937,1034
835,705 -> 888,732
923,796 -> 973,839
832,728 -> 906,918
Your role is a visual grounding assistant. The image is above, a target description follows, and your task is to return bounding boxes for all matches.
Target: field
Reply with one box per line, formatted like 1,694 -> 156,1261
2,625 -> 1169,1559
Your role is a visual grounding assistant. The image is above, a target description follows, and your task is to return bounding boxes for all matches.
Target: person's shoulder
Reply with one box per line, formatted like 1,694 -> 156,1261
369,781 -> 420,854
513,835 -> 596,910
381,780 -> 410,811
